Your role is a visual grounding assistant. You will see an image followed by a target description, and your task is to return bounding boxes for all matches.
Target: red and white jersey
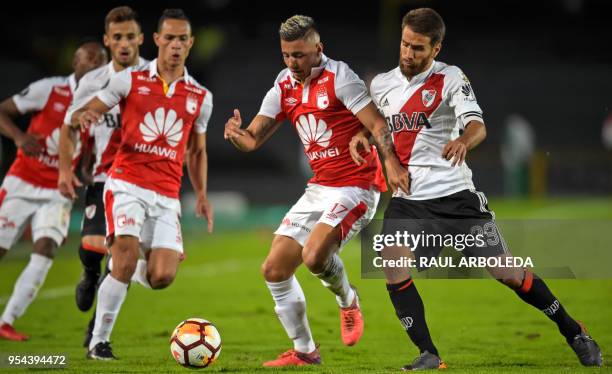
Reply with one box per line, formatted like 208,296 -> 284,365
96,59 -> 213,198
64,58 -> 149,183
258,54 -> 386,192
7,75 -> 81,189
370,61 -> 484,200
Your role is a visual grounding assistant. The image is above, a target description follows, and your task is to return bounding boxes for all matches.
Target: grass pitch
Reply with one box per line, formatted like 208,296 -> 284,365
0,198 -> 610,373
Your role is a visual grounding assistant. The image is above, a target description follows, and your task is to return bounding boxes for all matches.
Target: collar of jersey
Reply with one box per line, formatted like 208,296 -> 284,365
147,58 -> 192,85
289,53 -> 329,88
68,73 -> 77,93
108,56 -> 148,77
396,60 -> 436,86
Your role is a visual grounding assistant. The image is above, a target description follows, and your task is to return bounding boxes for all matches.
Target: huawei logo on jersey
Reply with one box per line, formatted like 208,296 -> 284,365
295,114 -> 340,161
139,108 -> 184,147
135,108 -> 183,160
41,128 -> 81,168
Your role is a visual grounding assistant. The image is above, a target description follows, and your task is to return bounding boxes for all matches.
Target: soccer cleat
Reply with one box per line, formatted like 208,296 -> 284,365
568,322 -> 603,367
340,287 -> 364,346
87,341 -> 117,360
75,271 -> 99,312
0,323 -> 29,341
83,312 -> 96,348
402,351 -> 447,371
262,347 -> 321,367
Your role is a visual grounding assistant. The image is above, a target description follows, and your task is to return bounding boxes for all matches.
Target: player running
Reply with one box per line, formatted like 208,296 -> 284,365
58,5 -> 148,347
224,15 -> 406,367
0,42 -> 107,341
349,8 -> 603,370
67,9 -> 213,360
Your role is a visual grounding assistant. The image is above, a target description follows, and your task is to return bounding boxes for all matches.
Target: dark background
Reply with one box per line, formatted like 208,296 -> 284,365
1,0 -> 610,203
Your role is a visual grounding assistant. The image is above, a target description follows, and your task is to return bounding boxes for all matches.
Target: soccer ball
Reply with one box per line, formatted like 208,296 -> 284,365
170,318 -> 221,368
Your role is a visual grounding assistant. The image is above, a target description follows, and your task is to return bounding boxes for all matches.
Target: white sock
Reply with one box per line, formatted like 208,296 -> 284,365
131,259 -> 151,289
313,255 -> 355,308
1,253 -> 52,325
89,275 -> 128,349
266,276 -> 316,353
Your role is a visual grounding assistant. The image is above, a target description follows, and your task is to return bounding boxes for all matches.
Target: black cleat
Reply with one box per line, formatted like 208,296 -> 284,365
83,312 -> 96,348
402,351 -> 447,371
86,341 -> 116,360
569,323 -> 603,367
75,271 -> 99,312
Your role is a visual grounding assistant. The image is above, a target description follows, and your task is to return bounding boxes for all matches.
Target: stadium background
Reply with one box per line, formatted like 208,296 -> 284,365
0,0 -> 610,372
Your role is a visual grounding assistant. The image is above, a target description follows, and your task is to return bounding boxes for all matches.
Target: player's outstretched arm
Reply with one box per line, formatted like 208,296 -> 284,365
442,120 -> 486,167
187,131 -> 214,233
224,109 -> 282,152
0,98 -> 42,157
355,102 -> 410,194
69,97 -> 111,131
57,125 -> 83,200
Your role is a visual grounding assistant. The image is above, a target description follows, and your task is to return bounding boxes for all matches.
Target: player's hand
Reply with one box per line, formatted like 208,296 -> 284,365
58,170 -> 82,200
224,109 -> 246,141
384,157 -> 410,195
442,139 -> 468,167
78,110 -> 102,131
195,193 -> 214,233
349,132 -> 371,165
15,133 -> 42,157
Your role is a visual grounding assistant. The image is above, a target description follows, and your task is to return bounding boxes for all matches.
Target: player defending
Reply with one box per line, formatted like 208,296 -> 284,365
349,8 -> 603,369
224,15 -> 406,367
68,9 -> 213,360
0,42 -> 107,341
58,6 -> 148,346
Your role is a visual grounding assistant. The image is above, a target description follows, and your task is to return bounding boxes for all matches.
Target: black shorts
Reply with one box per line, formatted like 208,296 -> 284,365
381,189 -> 508,269
80,182 -> 106,236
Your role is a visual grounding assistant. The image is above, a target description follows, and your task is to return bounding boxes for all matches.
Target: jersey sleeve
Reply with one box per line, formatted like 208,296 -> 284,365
12,78 -> 54,114
445,67 -> 483,127
194,90 -> 213,134
257,83 -> 285,121
64,74 -> 99,125
334,62 -> 372,115
97,69 -> 132,108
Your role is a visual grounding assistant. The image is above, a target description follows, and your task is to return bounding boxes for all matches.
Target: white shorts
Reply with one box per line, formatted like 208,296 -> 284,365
0,176 -> 72,249
103,177 -> 183,253
274,183 -> 380,249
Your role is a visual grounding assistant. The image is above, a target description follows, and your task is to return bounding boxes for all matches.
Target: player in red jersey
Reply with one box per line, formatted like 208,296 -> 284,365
0,41 -> 107,341
224,15 -> 406,367
68,9 -> 213,360
350,8 -> 602,370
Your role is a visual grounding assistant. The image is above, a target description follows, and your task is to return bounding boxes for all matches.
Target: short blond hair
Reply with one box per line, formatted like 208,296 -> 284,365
279,15 -> 320,43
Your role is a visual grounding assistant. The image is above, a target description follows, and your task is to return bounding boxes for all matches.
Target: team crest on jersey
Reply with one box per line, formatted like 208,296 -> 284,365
186,94 -> 198,115
421,89 -> 437,108
85,204 -> 96,219
53,102 -> 66,113
316,87 -> 329,109
53,87 -> 71,97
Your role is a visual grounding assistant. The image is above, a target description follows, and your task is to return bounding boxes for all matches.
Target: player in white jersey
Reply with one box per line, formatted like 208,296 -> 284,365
224,15 -> 406,367
58,6 -> 148,348
349,8 -> 602,370
0,41 -> 107,341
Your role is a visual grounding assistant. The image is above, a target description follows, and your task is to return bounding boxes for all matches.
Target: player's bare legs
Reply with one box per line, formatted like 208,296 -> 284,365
0,238 -> 57,341
0,248 -> 7,260
302,223 -> 362,346
261,235 -> 320,367
146,248 -> 180,289
381,245 -> 445,370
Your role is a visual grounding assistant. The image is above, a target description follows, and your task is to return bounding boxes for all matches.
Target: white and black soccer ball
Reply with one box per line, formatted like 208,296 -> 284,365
170,318 -> 221,368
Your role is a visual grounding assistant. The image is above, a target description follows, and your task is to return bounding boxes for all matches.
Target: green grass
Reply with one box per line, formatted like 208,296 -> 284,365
0,198 -> 611,373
